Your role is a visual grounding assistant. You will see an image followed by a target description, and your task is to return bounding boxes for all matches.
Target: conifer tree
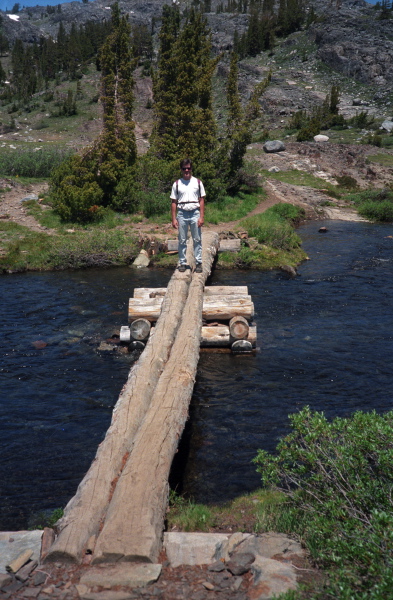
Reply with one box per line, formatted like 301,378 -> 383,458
51,3 -> 137,220
150,4 -> 180,160
87,2 -> 137,200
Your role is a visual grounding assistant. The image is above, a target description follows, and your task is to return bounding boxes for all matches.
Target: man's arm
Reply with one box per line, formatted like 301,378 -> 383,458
171,199 -> 178,229
198,197 -> 205,228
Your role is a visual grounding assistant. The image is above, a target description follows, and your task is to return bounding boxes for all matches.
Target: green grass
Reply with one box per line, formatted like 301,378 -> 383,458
0,147 -> 73,178
261,169 -> 338,192
0,227 -> 139,273
240,205 -> 303,251
346,188 -> 393,222
367,153 -> 393,167
167,488 -> 285,534
206,190 -> 261,224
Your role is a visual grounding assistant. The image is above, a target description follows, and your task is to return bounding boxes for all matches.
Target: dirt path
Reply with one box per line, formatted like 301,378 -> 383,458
0,179 -> 55,234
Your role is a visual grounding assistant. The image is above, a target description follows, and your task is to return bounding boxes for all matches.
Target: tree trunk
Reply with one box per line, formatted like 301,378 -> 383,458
201,324 -> 256,347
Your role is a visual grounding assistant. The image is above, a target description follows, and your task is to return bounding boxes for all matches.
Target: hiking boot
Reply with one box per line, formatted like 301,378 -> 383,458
195,263 -> 203,273
178,264 -> 187,272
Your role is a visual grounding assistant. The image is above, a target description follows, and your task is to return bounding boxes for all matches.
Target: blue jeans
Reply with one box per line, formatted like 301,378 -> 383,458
177,209 -> 202,265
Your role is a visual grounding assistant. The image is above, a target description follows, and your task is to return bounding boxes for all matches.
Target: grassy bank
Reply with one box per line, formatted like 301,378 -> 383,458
0,182 -> 307,273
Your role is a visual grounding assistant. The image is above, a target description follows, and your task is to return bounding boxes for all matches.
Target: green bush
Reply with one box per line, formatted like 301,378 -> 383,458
50,155 -> 105,223
268,202 -> 305,224
241,204 -> 302,250
254,407 -> 393,599
348,188 -> 393,222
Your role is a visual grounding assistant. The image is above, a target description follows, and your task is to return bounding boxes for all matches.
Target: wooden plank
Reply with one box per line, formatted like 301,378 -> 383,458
204,286 -> 248,296
129,295 -> 254,322
133,286 -> 248,299
92,231 -> 219,564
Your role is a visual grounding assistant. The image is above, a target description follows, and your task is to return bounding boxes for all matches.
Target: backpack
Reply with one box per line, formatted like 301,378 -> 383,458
176,178 -> 201,201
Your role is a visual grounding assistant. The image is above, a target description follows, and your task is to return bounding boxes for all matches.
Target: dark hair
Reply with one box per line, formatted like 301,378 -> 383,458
180,158 -> 192,170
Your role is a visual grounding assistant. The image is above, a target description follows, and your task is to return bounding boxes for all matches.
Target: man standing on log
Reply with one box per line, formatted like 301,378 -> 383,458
171,158 -> 206,273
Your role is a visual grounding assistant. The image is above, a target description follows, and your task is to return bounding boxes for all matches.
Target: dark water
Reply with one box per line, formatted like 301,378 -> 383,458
1,220 -> 393,528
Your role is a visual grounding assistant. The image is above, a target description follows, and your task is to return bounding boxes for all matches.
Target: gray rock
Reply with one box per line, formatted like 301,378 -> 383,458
220,533 -> 251,561
80,592 -> 137,600
79,564 -> 161,589
163,532 -> 229,567
314,134 -> 329,142
250,556 -> 297,599
32,571 -> 47,586
21,194 -> 39,203
131,250 -> 150,268
263,140 -> 286,153
268,166 -> 280,173
226,552 -> 255,576
381,119 -> 393,132
236,532 -> 304,559
208,560 -> 226,572
0,531 -> 42,576
0,573 -> 12,588
280,265 -> 297,278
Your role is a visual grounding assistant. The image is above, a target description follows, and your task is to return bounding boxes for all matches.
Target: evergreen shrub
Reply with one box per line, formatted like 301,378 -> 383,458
254,407 -> 393,599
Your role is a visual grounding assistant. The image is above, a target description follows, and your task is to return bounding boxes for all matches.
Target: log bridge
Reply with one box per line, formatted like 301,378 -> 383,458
45,231 -> 256,566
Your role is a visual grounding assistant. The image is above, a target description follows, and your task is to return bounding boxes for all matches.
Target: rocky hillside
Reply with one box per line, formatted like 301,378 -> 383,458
0,0 -> 392,148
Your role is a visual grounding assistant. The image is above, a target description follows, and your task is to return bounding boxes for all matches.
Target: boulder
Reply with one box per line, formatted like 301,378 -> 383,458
263,140 -> 286,153
131,249 -> 150,268
314,134 -> 329,142
381,119 -> 393,133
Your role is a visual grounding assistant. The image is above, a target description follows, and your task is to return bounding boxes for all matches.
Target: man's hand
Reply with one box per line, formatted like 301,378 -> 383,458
198,216 -> 204,227
172,218 -> 178,229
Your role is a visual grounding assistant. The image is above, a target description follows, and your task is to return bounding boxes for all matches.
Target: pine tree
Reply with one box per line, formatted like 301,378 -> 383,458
171,9 -> 218,164
51,2 -> 137,220
89,2 -> 137,199
150,3 -> 180,160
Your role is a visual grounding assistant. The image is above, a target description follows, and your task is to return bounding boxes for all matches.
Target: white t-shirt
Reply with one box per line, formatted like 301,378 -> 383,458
170,176 -> 206,211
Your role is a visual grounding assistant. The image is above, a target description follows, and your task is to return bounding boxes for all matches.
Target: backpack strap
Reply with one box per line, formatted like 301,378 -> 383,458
176,179 -> 179,200
197,178 -> 201,199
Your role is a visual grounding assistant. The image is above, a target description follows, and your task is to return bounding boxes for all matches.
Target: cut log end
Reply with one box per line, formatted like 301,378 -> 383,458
229,316 -> 249,340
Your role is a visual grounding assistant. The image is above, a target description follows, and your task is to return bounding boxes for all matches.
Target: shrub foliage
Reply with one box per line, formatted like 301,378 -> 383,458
254,407 -> 393,598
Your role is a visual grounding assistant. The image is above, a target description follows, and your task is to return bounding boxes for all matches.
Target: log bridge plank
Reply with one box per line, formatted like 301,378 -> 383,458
45,231 -> 219,565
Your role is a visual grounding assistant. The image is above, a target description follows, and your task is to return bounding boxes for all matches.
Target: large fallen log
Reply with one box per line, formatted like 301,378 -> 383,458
92,232 -> 219,564
129,295 -> 254,322
45,263 -> 193,564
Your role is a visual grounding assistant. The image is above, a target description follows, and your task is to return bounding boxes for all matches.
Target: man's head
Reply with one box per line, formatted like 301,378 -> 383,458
180,158 -> 192,180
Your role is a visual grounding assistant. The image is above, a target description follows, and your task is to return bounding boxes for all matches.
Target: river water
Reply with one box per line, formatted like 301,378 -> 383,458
1,219 -> 393,529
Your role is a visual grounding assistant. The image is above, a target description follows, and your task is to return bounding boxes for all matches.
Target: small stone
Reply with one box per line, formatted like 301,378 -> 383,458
33,572 -> 47,586
319,227 -> 328,233
202,581 -> 214,591
268,166 -> 280,173
232,577 -> 243,591
19,588 -> 41,598
41,586 -> 54,595
0,573 -> 12,588
74,584 -> 89,596
207,561 -> 226,572
227,552 -> 255,576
